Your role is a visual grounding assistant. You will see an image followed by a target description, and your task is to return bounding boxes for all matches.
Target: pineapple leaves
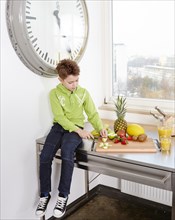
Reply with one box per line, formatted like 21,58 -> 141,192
113,96 -> 127,132
114,96 -> 127,119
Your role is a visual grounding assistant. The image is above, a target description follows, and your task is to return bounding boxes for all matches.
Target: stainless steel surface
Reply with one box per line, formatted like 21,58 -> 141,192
36,126 -> 175,220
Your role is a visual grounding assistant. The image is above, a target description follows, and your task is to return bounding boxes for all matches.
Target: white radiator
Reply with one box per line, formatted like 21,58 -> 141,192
121,180 -> 172,206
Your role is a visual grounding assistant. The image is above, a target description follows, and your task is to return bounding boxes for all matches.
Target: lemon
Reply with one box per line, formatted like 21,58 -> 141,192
127,124 -> 145,136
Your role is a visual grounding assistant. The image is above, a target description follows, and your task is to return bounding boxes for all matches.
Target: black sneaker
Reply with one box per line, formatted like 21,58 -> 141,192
53,196 -> 68,218
35,194 -> 51,217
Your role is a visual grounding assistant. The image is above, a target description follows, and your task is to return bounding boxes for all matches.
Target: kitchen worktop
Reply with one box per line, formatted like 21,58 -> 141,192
36,119 -> 175,220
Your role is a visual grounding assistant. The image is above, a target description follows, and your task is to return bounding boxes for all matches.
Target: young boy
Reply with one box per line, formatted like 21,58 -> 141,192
36,59 -> 107,218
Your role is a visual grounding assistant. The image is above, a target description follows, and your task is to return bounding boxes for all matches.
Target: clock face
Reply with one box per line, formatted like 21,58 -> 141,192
6,0 -> 89,77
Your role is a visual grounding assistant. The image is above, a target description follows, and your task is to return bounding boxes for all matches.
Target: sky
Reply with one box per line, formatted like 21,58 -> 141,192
113,0 -> 174,57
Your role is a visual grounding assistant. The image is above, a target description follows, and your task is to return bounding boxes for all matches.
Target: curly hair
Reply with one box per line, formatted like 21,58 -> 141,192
56,59 -> 80,79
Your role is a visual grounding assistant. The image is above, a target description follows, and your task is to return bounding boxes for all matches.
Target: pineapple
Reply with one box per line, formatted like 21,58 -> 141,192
114,96 -> 127,132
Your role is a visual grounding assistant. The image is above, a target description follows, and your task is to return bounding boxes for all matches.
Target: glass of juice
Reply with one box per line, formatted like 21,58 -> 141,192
158,121 -> 173,151
158,126 -> 172,139
159,136 -> 171,151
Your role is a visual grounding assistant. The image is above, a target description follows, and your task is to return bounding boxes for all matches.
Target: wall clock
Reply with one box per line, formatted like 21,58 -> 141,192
6,0 -> 89,77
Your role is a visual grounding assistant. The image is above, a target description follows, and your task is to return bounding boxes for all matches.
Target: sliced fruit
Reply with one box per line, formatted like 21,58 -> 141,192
99,142 -> 112,149
103,143 -> 109,149
99,143 -> 104,148
101,137 -> 108,143
108,133 -> 117,140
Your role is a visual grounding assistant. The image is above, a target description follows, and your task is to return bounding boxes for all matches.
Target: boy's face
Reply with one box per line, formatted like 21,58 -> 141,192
60,75 -> 79,92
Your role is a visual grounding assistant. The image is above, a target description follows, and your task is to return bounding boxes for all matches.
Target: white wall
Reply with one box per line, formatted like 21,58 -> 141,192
0,1 -> 106,219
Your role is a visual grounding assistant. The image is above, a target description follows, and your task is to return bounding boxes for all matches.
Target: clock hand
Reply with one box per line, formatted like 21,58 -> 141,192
62,35 -> 72,54
53,10 -> 60,29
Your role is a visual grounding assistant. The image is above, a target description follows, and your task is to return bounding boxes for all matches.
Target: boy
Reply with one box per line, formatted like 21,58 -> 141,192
36,59 -> 107,218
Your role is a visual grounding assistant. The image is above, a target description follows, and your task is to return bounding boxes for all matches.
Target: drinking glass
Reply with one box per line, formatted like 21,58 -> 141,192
158,121 -> 173,151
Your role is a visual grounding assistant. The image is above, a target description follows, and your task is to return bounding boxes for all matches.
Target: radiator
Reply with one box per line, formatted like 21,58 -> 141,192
121,180 -> 172,206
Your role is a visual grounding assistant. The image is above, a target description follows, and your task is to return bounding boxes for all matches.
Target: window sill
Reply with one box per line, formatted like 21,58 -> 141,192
98,103 -> 175,126
99,103 -> 175,116
99,104 -> 151,115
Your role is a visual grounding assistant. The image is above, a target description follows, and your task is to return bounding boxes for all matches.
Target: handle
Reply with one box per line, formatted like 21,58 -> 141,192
155,106 -> 166,118
104,166 -> 170,184
77,160 -> 171,185
150,111 -> 160,120
114,167 -> 170,184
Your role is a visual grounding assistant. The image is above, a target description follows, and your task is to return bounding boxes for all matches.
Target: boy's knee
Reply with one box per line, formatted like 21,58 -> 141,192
61,148 -> 74,161
40,152 -> 53,163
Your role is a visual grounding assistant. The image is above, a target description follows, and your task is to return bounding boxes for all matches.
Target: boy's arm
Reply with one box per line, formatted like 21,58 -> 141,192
83,90 -> 104,132
75,128 -> 94,139
50,90 -> 78,132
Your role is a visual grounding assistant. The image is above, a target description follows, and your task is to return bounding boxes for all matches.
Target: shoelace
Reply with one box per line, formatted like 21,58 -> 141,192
55,197 -> 67,209
37,197 -> 48,209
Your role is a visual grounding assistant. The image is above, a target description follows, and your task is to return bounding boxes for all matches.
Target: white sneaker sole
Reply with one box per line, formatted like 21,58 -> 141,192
35,210 -> 46,218
53,209 -> 66,218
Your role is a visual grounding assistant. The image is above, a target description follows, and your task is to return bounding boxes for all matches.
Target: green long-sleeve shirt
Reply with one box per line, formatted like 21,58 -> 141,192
49,84 -> 103,132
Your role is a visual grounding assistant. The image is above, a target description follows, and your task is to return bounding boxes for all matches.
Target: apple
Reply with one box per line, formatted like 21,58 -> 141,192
101,137 -> 108,143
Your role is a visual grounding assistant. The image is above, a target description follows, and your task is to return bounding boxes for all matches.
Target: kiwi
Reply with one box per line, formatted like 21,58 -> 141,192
138,134 -> 147,142
132,135 -> 138,141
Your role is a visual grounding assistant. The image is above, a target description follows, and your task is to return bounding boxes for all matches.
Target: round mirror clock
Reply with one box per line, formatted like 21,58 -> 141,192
6,0 -> 89,77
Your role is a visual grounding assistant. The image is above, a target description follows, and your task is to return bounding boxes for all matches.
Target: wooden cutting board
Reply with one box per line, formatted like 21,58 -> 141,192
95,138 -> 157,153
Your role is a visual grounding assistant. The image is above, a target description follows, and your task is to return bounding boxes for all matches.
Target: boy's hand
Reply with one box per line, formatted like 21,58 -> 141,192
76,129 -> 94,139
100,129 -> 107,138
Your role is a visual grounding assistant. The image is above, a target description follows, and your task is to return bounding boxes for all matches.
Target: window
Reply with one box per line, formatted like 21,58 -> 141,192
108,0 -> 174,112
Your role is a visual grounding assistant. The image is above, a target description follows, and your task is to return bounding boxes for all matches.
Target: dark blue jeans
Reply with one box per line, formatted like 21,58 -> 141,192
39,123 -> 82,197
